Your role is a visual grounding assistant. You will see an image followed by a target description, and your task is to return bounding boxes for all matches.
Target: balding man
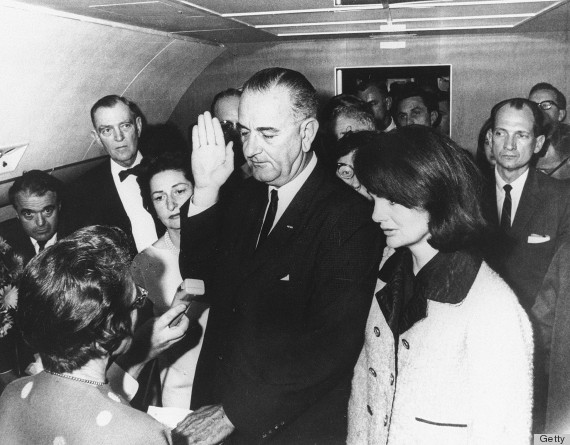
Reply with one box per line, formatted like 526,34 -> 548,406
174,68 -> 381,444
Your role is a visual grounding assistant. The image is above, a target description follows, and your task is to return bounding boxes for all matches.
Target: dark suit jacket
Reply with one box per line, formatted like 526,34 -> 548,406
60,159 -> 161,256
532,240 -> 570,432
0,218 -> 37,266
482,168 -> 570,311
180,163 -> 382,444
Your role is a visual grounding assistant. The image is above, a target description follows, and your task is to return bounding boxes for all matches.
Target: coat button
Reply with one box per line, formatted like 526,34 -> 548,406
402,339 -> 410,349
368,367 -> 377,377
384,414 -> 389,426
373,327 -> 381,337
367,404 -> 373,415
390,373 -> 394,385
217,355 -> 223,360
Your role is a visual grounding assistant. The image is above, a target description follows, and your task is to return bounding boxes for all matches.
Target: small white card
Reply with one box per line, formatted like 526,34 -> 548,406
147,406 -> 192,429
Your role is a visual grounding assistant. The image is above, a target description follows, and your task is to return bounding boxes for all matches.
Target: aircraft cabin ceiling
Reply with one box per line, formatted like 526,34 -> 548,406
8,0 -> 570,45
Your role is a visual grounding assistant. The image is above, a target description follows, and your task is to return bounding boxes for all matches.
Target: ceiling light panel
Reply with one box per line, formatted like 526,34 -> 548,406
266,16 -> 524,35
89,0 -> 239,32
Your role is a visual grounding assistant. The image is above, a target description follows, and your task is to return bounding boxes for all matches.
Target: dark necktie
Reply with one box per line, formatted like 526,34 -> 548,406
37,240 -> 47,252
500,184 -> 512,231
118,165 -> 142,182
257,189 -> 278,249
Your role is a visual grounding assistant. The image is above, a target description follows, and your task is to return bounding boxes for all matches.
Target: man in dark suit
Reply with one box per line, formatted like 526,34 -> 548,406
174,68 -> 381,444
482,98 -> 570,433
482,98 -> 570,312
60,95 -> 159,255
1,170 -> 63,265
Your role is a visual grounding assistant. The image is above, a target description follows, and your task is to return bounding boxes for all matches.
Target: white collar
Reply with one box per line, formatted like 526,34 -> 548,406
495,167 -> 529,192
110,151 -> 143,176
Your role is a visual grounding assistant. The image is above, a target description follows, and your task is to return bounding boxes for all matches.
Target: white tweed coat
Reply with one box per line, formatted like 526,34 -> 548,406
347,262 -> 533,445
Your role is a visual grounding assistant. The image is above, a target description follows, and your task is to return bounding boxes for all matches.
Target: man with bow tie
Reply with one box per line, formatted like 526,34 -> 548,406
60,95 -> 160,255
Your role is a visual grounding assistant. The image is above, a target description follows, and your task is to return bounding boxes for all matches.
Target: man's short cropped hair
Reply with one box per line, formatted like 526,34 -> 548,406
90,95 -> 141,126
17,225 -> 135,373
394,84 -> 439,113
242,67 -> 318,120
210,88 -> 242,115
8,170 -> 63,207
489,98 -> 545,137
354,76 -> 389,96
529,82 -> 567,110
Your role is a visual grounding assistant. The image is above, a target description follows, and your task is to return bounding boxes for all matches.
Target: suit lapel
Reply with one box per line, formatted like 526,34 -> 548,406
511,168 -> 540,236
244,165 -> 328,277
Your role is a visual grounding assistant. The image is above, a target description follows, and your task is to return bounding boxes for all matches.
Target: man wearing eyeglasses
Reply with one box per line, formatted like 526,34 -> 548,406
60,95 -> 161,256
529,83 -> 570,179
211,88 -> 252,182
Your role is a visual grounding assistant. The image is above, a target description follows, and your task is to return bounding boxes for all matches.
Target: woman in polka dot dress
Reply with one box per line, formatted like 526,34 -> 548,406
0,226 -> 172,444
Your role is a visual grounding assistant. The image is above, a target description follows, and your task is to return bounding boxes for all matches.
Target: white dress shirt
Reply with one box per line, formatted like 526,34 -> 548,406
495,167 -> 529,224
31,233 -> 57,254
111,152 -> 158,252
382,117 -> 397,133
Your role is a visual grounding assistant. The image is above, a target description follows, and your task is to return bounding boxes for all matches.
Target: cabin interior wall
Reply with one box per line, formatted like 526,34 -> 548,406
170,31 -> 570,155
0,4 -> 223,220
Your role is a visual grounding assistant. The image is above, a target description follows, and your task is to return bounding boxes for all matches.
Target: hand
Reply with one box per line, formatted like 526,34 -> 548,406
191,112 -> 235,207
115,304 -> 190,379
173,405 -> 235,445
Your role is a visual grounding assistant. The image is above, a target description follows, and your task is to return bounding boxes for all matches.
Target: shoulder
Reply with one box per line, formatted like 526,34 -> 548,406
532,168 -> 570,194
465,262 -> 532,334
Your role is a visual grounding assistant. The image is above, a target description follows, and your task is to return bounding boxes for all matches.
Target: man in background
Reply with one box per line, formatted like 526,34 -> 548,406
355,76 -> 395,132
61,95 -> 160,255
1,170 -> 62,265
529,82 -> 570,179
394,84 -> 439,128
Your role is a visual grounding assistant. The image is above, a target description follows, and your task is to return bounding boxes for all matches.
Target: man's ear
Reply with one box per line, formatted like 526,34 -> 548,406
534,134 -> 546,154
135,116 -> 143,137
430,110 -> 439,126
300,118 -> 319,153
384,96 -> 393,111
558,109 -> 567,123
91,129 -> 101,145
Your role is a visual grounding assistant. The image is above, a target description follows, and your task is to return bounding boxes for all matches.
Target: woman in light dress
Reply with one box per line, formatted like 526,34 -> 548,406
347,126 -> 533,445
132,151 -> 209,408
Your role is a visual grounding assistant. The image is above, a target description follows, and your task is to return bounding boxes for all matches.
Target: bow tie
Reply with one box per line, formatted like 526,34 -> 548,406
118,165 -> 142,182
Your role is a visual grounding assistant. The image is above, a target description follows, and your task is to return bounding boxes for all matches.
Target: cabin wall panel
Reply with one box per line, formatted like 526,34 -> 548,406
0,5 -> 223,212
170,31 -> 570,154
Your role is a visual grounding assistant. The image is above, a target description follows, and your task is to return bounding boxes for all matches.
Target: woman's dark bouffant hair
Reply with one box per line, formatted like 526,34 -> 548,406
137,150 -> 194,216
17,226 -> 135,373
354,125 -> 487,252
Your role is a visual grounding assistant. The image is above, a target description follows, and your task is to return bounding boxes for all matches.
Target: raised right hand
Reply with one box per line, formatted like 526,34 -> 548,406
191,111 -> 234,206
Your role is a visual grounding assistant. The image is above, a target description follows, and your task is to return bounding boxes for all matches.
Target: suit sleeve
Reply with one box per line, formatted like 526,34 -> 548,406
222,203 -> 381,439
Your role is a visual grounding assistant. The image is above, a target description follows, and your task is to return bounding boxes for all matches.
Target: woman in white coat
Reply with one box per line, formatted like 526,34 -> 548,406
347,125 -> 533,445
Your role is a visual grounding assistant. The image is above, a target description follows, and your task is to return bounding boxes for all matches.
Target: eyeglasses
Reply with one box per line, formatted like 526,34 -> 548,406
130,285 -> 148,310
336,163 -> 355,180
537,100 -> 560,111
220,120 -> 239,132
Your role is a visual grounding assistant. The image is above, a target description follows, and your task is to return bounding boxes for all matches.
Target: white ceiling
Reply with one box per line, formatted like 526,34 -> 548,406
6,0 -> 570,44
